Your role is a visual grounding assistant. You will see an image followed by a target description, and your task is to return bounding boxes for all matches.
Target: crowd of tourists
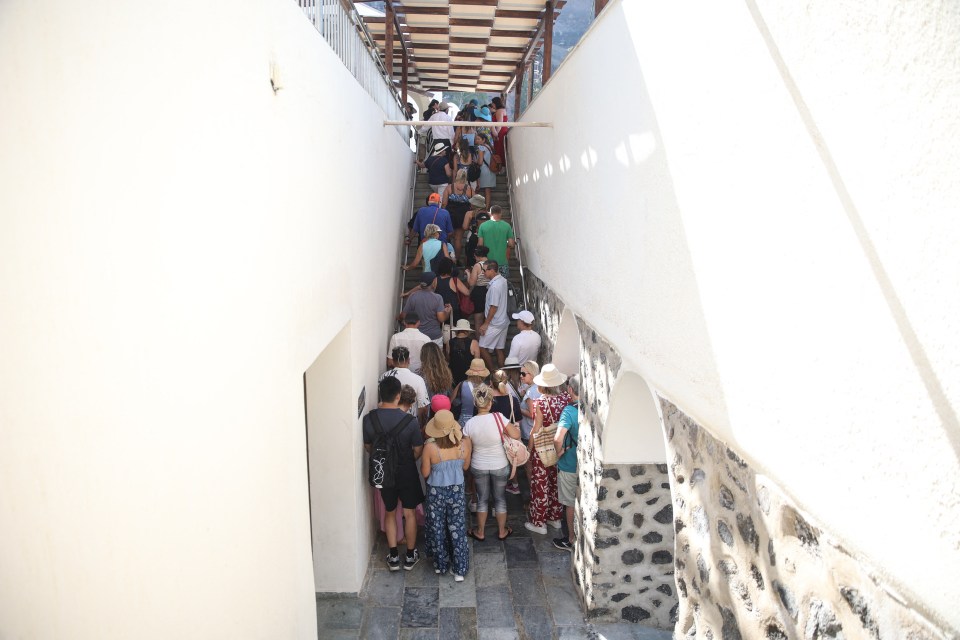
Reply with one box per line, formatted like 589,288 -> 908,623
362,133 -> 582,579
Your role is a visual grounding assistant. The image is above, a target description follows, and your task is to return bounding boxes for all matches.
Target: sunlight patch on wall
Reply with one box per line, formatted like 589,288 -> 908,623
614,132 -> 657,167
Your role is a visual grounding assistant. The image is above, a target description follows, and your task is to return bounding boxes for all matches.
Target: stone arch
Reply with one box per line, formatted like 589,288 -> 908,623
551,306 -> 581,376
602,370 -> 666,464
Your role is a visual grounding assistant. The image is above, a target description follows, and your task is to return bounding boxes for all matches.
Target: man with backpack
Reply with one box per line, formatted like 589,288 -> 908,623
363,375 -> 425,571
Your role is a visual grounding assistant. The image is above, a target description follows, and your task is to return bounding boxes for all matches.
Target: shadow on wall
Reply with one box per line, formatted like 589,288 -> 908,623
602,371 -> 666,465
508,3 -> 733,439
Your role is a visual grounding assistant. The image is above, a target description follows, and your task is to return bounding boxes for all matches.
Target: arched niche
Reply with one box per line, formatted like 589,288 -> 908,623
552,307 -> 581,377
602,371 -> 667,464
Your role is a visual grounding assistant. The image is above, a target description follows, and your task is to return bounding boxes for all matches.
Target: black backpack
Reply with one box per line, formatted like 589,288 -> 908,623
467,158 -> 481,183
367,411 -> 414,489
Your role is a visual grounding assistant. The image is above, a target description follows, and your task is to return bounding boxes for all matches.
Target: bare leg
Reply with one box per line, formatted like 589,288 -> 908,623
385,509 -> 398,548
403,508 -> 418,551
565,505 -> 575,542
496,511 -> 509,538
484,187 -> 492,207
474,511 -> 488,539
495,348 -> 505,369
480,348 -> 495,374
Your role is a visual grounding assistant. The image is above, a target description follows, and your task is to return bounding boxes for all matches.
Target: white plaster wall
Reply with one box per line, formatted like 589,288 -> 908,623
0,0 -> 411,637
509,0 -> 960,630
602,372 -> 665,465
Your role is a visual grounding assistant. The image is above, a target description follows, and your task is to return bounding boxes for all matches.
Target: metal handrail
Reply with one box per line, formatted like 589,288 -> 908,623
297,0 -> 409,140
505,159 -> 529,310
397,160 -> 418,321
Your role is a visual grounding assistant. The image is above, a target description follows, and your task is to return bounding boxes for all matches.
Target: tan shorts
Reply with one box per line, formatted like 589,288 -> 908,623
557,470 -> 578,506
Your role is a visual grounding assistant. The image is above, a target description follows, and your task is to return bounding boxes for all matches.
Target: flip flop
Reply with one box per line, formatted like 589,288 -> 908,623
498,528 -> 513,541
468,530 -> 485,542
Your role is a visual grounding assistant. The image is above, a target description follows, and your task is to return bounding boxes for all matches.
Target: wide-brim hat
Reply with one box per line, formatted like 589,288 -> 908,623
533,363 -> 567,388
425,410 -> 462,442
469,195 -> 486,208
452,319 -> 474,333
476,107 -> 492,121
501,357 -> 522,370
432,142 -> 449,154
465,358 -> 489,378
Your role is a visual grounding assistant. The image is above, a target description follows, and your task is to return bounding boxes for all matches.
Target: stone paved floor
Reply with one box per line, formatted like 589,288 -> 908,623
316,486 -> 674,639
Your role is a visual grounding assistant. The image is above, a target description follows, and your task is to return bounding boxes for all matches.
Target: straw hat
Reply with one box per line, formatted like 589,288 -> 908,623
425,410 -> 462,443
465,358 -> 489,378
533,363 -> 567,388
452,319 -> 474,333
501,356 -> 522,370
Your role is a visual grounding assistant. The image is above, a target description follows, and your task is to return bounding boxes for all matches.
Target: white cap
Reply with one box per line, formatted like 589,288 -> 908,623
512,310 -> 535,324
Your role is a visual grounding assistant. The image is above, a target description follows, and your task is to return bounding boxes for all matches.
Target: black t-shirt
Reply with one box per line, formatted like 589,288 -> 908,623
492,394 -> 522,423
423,107 -> 437,122
362,407 -> 424,465
425,155 -> 450,184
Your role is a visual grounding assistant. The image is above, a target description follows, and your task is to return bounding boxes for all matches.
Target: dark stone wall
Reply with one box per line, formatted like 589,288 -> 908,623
662,399 -> 952,640
523,269 -> 677,629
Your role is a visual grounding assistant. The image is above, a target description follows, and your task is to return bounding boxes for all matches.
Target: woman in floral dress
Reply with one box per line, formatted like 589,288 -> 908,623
524,364 -> 570,534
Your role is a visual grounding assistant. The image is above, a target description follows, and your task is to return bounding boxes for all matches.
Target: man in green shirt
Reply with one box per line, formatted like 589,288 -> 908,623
477,205 -> 515,277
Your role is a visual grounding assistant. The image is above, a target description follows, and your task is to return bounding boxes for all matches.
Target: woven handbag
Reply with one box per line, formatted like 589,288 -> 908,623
533,425 -> 559,467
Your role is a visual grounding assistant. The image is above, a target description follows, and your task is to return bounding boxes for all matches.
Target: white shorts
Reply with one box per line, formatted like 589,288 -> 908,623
479,322 -> 508,350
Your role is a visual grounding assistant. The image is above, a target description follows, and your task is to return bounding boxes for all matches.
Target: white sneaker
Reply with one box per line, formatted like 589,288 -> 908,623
454,574 -> 465,582
524,521 -> 547,535
547,519 -> 562,529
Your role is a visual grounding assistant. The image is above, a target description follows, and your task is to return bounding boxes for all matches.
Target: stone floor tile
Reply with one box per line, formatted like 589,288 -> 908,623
503,537 -> 538,569
405,556 -> 441,587
401,629 -> 440,640
545,584 -> 585,626
439,571 -> 478,608
507,569 -> 546,606
360,606 -> 402,640
402,587 -> 440,628
556,625 -> 594,639
439,607 -> 478,640
474,553 -> 509,588
476,628 -> 520,640
317,630 -> 361,640
588,623 -> 674,639
538,551 -> 573,587
514,606 -> 552,640
362,569 -> 406,607
316,594 -> 364,630
470,535 -> 506,554
476,586 -> 516,629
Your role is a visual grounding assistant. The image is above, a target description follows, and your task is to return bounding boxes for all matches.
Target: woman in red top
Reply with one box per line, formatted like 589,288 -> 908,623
524,364 -> 570,534
491,97 -> 509,172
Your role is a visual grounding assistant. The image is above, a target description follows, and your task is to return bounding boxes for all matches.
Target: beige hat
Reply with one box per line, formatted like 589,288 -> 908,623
452,319 -> 474,333
533,363 -> 567,388
465,358 -> 489,378
469,194 -> 486,208
425,410 -> 462,443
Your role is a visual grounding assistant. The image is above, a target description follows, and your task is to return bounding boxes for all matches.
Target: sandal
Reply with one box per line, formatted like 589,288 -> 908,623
498,527 -> 513,541
468,530 -> 485,542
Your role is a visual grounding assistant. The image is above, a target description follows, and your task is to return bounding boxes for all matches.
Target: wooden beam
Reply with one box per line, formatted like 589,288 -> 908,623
384,4 -> 395,82
450,36 -> 488,44
405,26 -> 448,34
500,14 -> 546,94
395,5 -> 449,15
401,46 -> 408,106
542,1 -> 553,84
449,51 -> 486,58
595,0 -> 608,16
450,63 -> 482,69
513,69 -> 522,115
478,70 -> 513,77
490,28 -> 536,38
486,46 -> 526,53
494,9 -> 542,19
449,0 -> 499,5
408,42 -> 447,50
450,18 -> 494,27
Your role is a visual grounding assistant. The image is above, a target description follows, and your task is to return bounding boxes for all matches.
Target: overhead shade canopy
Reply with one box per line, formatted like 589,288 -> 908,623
360,0 -> 563,94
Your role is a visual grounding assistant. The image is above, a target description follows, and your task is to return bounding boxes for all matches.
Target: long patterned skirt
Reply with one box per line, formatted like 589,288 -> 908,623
528,449 -> 565,527
424,484 -> 470,576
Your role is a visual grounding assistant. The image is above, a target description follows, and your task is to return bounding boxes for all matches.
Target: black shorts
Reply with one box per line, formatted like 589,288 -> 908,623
470,285 -> 488,313
379,463 -> 425,511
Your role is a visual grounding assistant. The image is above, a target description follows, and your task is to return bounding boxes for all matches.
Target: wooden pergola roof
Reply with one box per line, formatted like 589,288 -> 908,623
360,0 -> 564,95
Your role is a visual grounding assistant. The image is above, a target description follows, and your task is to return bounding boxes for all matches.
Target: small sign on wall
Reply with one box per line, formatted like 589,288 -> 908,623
357,386 -> 366,418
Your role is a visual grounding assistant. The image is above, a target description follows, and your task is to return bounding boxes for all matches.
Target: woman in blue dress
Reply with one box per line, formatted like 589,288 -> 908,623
421,410 -> 473,581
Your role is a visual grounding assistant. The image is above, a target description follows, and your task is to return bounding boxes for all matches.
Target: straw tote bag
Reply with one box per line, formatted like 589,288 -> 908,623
533,423 -> 559,467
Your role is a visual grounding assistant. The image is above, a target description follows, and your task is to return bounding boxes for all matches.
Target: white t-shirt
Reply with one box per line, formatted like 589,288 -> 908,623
463,412 -> 509,470
379,368 -> 430,416
508,330 -> 542,366
388,328 -> 432,373
428,112 -> 455,142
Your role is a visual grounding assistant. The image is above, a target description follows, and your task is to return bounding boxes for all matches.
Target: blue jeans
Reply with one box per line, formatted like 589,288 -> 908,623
473,465 -> 510,514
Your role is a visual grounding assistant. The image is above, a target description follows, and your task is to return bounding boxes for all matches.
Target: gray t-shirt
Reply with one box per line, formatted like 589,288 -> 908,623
404,289 -> 445,339
485,275 -> 509,327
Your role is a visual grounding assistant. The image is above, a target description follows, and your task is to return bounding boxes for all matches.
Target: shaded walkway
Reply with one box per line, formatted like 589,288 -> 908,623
317,484 -> 672,639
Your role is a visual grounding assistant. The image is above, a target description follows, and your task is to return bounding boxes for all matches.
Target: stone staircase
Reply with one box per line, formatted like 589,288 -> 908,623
401,170 -> 526,346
